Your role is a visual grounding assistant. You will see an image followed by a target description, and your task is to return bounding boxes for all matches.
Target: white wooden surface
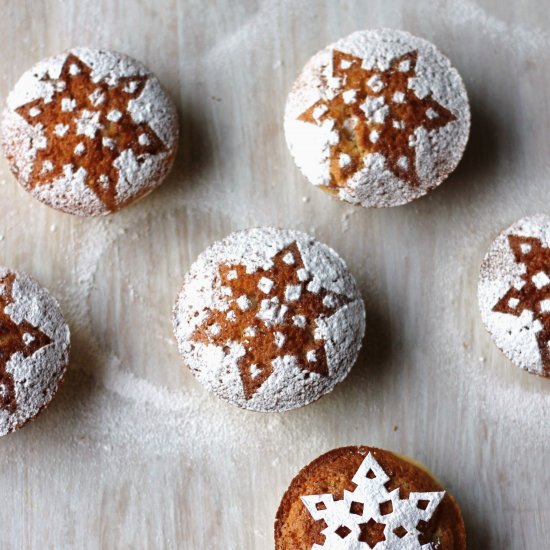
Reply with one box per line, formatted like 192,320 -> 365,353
0,0 -> 549,548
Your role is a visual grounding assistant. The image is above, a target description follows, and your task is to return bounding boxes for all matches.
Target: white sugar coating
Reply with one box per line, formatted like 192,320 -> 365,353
284,28 -> 470,208
478,214 -> 550,376
285,284 -> 302,301
106,109 -> 122,122
339,153 -> 352,168
532,271 -> 550,289
236,295 -> 251,310
282,251 -> 295,265
54,123 -> 69,137
172,227 -> 366,412
274,332 -> 286,348
293,315 -> 306,328
61,98 -> 76,112
0,8 -> 544,547
258,276 -> 274,294
0,267 -> 70,436
1,47 -> 179,216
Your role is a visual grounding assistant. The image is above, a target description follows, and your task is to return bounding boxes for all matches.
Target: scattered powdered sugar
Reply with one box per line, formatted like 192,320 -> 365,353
0,267 -> 70,436
0,4 -> 543,547
439,0 -> 550,57
0,6 -> 543,548
284,29 -> 470,208
1,47 -> 178,216
172,227 -> 365,412
478,214 -> 550,376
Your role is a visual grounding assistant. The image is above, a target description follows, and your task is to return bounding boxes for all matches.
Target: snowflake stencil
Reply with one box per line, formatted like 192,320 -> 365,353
298,49 -> 456,189
15,53 -> 167,211
191,242 -> 351,399
301,453 -> 445,549
0,274 -> 52,413
492,234 -> 550,374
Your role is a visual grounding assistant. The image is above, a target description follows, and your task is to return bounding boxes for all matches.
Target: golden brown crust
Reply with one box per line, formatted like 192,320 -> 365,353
275,446 -> 466,550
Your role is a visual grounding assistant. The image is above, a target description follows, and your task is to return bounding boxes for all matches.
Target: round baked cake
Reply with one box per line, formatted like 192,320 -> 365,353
0,267 -> 70,436
284,29 -> 470,208
478,214 -> 550,377
1,47 -> 179,216
172,227 -> 365,412
275,446 -> 466,549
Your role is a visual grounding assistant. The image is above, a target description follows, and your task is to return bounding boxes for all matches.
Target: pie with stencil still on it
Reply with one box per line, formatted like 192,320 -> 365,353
1,47 -> 179,216
275,446 -> 466,549
284,28 -> 470,208
172,227 -> 365,412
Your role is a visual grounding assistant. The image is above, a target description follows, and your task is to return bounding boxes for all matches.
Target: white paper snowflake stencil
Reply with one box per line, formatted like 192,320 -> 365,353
301,453 -> 445,549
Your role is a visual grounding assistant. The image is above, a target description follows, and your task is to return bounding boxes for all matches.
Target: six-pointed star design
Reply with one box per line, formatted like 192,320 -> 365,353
191,242 -> 351,399
298,49 -> 456,190
16,53 -> 166,211
301,453 -> 445,549
0,274 -> 52,413
492,234 -> 550,375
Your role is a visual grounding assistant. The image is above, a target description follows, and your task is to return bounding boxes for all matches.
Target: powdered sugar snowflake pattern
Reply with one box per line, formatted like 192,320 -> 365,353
2,48 -> 178,216
191,242 -> 351,399
301,453 -> 445,549
0,267 -> 70,436
173,228 -> 365,412
479,214 -> 550,377
285,29 -> 470,208
0,272 -> 52,414
297,49 -> 456,189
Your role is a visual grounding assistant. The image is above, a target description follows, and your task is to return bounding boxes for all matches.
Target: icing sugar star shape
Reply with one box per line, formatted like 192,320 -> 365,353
298,49 -> 456,190
15,53 -> 166,212
301,453 -> 445,549
0,274 -> 52,413
492,234 -> 550,374
191,242 -> 351,399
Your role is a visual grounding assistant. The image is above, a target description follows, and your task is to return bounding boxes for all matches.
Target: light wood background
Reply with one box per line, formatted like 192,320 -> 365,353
0,0 -> 549,548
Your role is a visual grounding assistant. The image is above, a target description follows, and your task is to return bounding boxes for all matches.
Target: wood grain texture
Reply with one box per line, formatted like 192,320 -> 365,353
0,0 -> 549,548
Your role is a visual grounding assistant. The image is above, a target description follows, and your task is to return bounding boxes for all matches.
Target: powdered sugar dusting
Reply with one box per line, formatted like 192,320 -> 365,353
173,228 -> 365,412
1,47 -> 178,216
478,214 -> 550,376
0,2 -> 544,547
0,267 -> 70,436
285,29 -> 470,207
